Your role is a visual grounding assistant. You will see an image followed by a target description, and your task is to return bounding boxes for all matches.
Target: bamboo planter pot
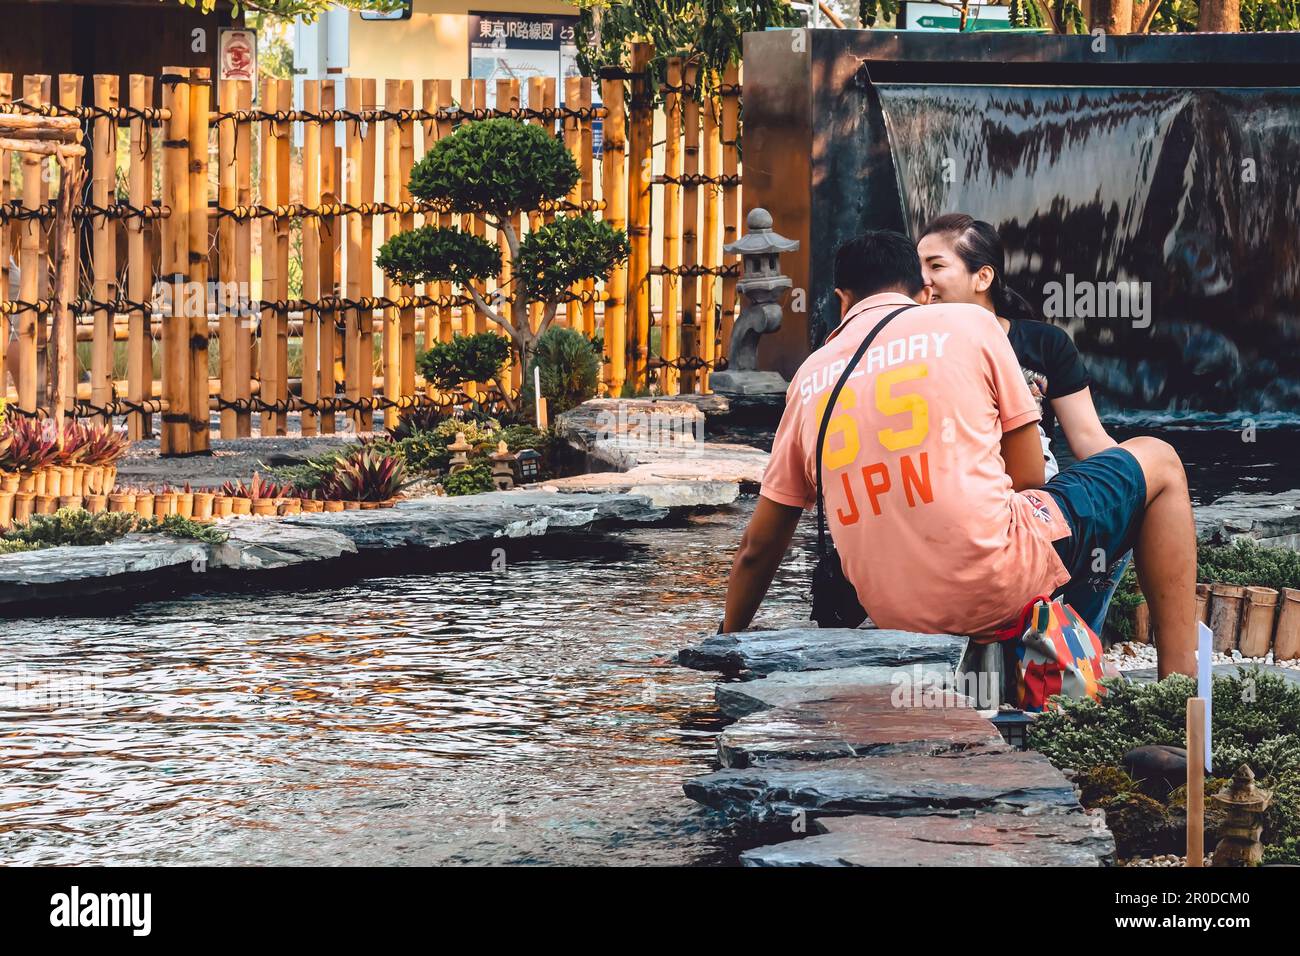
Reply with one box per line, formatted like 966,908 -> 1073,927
0,472 -> 18,494
192,492 -> 215,521
323,500 -> 345,513
58,494 -> 83,511
1275,589 -> 1300,662
230,497 -> 252,516
1209,583 -> 1247,652
0,490 -> 13,529
35,494 -> 58,515
154,493 -> 178,519
133,493 -> 155,518
108,492 -> 136,513
250,498 -> 277,516
213,495 -> 234,518
13,492 -> 35,525
85,494 -> 107,514
300,498 -> 324,513
175,492 -> 195,519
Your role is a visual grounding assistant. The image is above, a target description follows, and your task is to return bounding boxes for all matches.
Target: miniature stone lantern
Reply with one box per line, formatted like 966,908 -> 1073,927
1211,764 -> 1272,866
514,448 -> 541,484
710,207 -> 799,402
447,431 -> 473,474
489,441 -> 516,491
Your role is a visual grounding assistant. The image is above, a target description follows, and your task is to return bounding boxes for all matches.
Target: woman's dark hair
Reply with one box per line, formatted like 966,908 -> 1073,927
919,213 -> 1038,322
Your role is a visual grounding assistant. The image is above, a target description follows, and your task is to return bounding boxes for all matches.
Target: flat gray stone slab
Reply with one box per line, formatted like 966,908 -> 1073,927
0,488 -> 686,605
715,664 -> 959,719
717,686 -> 1004,768
740,811 -> 1114,867
1125,662 -> 1300,687
1196,489 -> 1300,547
212,521 -> 358,570
678,628 -> 968,677
683,750 -> 1081,822
0,534 -> 205,592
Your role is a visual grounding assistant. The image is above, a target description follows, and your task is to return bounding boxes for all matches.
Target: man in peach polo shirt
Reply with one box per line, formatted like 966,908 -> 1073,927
722,231 -> 1196,678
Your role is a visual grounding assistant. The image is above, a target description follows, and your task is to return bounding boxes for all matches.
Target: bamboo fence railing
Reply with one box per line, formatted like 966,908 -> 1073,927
0,43 -> 741,454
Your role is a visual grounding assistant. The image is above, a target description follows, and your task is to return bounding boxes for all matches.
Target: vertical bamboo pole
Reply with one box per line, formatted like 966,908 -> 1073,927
719,62 -> 741,371
57,75 -> 82,418
397,81 -> 416,411
218,79 -> 240,438
680,63 -> 701,394
259,76 -> 278,435
701,87 -> 722,394
188,67 -> 211,453
419,80 -> 443,347
497,77 -> 521,391
17,76 -> 47,414
430,80 -> 454,345
1187,697 -> 1206,867
234,79 -> 253,437
578,78 -> 596,339
627,42 -> 653,393
318,78 -> 338,434
300,79 -> 322,437
0,74 -> 10,394
524,76 -> 545,342
344,77 -> 365,432
381,79 -> 404,429
127,75 -> 154,439
160,67 -> 191,455
34,76 -> 51,404
563,75 -> 584,332
358,78 -> 377,428
92,75 -> 119,422
661,58 -> 684,396
273,77 -> 291,435
600,72 -> 628,397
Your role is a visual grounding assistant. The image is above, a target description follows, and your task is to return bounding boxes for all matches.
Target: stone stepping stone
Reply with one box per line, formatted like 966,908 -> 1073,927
1124,662 -> 1300,687
718,685 -> 1005,767
715,663 -> 958,719
683,750 -> 1080,822
739,811 -> 1114,867
678,628 -> 968,677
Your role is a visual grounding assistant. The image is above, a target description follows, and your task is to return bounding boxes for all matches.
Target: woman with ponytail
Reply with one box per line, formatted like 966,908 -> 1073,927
917,213 -> 1116,478
917,214 -> 1125,635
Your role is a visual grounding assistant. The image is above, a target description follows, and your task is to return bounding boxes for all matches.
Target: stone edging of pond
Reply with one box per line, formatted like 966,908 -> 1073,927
676,627 -> 1118,867
0,484 -> 740,607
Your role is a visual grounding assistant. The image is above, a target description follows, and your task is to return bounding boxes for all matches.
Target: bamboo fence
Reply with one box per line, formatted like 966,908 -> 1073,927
0,46 -> 741,454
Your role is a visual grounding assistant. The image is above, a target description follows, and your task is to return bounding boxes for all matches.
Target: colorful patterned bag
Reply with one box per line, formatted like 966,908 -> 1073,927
990,595 -> 1108,712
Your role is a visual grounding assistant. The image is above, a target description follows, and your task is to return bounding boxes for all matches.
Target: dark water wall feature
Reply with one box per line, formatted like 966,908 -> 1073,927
879,85 -> 1300,414
741,29 -> 1300,415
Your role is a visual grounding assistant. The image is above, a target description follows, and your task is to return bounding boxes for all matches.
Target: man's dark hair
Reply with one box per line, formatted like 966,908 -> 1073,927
834,230 -> 925,299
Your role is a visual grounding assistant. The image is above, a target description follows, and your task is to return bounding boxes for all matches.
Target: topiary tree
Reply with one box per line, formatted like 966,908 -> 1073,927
377,118 -> 629,393
416,331 -> 513,413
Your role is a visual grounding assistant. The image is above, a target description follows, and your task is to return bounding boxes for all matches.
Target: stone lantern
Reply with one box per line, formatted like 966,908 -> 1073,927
710,207 -> 799,402
447,431 -> 473,474
489,440 -> 516,491
1211,764 -> 1272,866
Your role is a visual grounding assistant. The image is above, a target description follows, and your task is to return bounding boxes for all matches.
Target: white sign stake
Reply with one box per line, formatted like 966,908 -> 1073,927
1198,621 -> 1213,772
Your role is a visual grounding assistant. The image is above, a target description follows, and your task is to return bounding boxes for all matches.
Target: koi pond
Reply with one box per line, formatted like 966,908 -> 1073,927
0,423 -> 1295,865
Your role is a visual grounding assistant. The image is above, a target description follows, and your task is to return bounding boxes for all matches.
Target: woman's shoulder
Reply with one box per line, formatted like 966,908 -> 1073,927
1009,317 -> 1079,355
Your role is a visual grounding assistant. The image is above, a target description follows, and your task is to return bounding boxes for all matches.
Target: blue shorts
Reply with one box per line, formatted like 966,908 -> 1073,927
1042,447 -> 1147,617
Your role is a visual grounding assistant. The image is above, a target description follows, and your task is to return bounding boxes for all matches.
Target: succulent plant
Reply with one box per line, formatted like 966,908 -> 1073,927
218,472 -> 294,500
0,416 -> 59,472
52,419 -> 91,465
319,448 -> 407,502
78,422 -> 130,466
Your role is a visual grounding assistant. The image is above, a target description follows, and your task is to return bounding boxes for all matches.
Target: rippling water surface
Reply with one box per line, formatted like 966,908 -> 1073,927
0,502 -> 821,866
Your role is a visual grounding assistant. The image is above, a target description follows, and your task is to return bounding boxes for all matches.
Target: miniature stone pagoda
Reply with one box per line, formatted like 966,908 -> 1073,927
709,207 -> 799,402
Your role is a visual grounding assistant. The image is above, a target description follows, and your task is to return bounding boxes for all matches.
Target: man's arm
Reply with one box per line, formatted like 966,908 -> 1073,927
722,495 -> 805,633
1001,420 -> 1046,491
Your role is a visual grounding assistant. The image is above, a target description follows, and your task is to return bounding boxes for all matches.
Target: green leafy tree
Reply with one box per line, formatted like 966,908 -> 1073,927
377,118 -> 629,396
174,0 -> 405,21
574,1 -> 798,99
